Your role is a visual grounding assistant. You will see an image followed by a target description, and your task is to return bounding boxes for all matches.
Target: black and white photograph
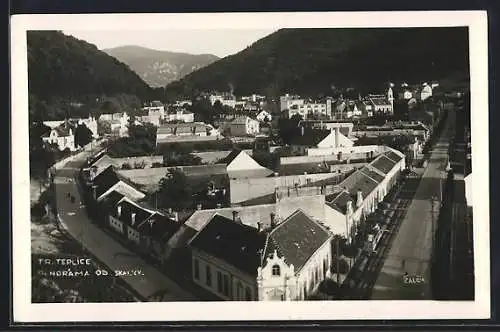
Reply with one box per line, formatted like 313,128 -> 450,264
11,11 -> 490,322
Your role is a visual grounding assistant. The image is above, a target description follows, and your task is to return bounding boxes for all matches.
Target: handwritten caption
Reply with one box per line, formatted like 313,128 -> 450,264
34,256 -> 145,278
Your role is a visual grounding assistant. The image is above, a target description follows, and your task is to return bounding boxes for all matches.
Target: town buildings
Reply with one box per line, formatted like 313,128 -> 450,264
189,209 -> 332,301
40,121 -> 76,151
229,116 -> 260,136
165,109 -> 195,123
142,101 -> 166,119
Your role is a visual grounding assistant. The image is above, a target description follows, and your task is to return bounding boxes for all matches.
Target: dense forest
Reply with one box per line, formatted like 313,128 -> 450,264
165,27 -> 470,99
27,31 -> 162,121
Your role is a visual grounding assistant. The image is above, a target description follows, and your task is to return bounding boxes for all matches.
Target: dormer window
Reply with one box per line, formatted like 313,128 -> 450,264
272,264 -> 281,276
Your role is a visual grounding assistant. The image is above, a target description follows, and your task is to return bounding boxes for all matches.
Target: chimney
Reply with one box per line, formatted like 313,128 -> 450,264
216,203 -> 222,208
270,213 -> 276,229
356,189 -> 363,208
196,203 -> 202,210
301,126 -> 305,136
117,205 -> 122,217
346,200 -> 353,216
131,213 -> 136,225
168,208 -> 173,214
257,222 -> 262,232
232,210 -> 241,223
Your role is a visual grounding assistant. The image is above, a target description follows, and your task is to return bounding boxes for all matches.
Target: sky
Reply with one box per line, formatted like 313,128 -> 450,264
63,29 -> 277,58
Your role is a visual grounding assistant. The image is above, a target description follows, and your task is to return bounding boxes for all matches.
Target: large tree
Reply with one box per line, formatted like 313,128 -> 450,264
157,169 -> 193,210
74,124 -> 93,148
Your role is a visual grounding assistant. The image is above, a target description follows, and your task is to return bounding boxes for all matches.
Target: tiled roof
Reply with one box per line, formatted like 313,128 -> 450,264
262,210 -> 331,273
279,162 -> 331,176
222,149 -> 243,165
227,168 -> 275,180
289,129 -> 330,147
110,199 -> 153,228
371,155 -> 398,174
370,98 -> 391,106
169,164 -> 228,177
189,214 -> 268,276
384,150 -> 404,163
359,167 -> 385,183
156,135 -> 219,144
326,190 -> 354,213
157,123 -> 207,135
92,166 -> 120,198
136,213 -> 180,241
99,190 -> 125,210
231,116 -> 253,125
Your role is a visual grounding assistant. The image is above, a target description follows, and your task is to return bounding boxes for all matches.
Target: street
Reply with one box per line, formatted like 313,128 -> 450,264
52,150 -> 198,302
370,109 -> 454,300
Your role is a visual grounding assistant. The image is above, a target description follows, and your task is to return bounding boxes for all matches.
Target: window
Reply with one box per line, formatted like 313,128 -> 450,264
205,265 -> 212,287
223,275 -> 230,296
245,286 -> 252,301
217,271 -> 223,293
193,259 -> 199,280
272,265 -> 281,276
237,282 -> 243,300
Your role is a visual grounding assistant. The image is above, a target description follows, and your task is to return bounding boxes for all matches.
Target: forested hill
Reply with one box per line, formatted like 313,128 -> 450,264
165,27 -> 470,98
27,31 -> 155,104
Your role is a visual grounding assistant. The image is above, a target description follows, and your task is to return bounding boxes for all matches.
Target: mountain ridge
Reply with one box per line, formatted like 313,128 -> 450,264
103,45 -> 219,88
164,27 -> 470,98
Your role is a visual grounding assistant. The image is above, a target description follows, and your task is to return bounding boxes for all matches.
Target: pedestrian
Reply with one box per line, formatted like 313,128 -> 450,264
401,259 -> 406,269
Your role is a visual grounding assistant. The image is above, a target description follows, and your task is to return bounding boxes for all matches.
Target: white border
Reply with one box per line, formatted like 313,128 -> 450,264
11,11 -> 490,322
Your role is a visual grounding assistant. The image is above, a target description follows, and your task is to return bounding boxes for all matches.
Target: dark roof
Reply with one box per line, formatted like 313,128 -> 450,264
279,162 -> 330,176
326,190 -> 353,213
263,210 -> 331,273
359,167 -> 385,183
136,213 -> 180,241
384,150 -> 403,163
92,166 -> 120,198
99,190 -> 125,210
189,214 -> 267,276
222,149 -> 243,165
289,129 -> 330,147
371,155 -> 398,174
110,200 -> 153,228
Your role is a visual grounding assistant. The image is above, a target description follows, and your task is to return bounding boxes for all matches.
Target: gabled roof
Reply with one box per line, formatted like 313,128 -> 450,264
189,214 -> 268,276
99,190 -> 125,210
110,199 -> 153,228
222,149 -> 243,165
92,166 -> 120,199
136,213 -> 180,242
289,129 -> 330,147
262,210 -> 331,273
90,154 -> 117,177
231,116 -> 254,125
371,155 -> 398,174
326,190 -> 354,213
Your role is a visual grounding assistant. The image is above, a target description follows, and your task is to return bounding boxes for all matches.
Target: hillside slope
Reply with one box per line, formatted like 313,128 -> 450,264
27,31 -> 153,103
165,27 -> 470,97
103,45 -> 219,88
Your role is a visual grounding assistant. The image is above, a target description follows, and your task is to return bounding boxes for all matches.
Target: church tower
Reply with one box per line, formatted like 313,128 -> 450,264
387,85 -> 394,109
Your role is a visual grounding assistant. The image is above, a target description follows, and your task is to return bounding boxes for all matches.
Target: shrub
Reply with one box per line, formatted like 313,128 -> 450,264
121,163 -> 132,170
331,257 -> 350,274
318,278 -> 340,296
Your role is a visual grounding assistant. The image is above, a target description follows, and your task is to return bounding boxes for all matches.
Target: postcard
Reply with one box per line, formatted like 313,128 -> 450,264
11,10 -> 490,322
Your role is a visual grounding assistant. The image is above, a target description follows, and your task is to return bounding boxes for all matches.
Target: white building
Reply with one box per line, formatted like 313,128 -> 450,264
142,101 -> 166,119
256,110 -> 272,122
420,84 -> 433,101
189,209 -> 333,301
280,94 -> 304,112
325,149 -> 405,242
40,123 -> 76,151
230,116 -> 260,136
165,109 -> 195,123
285,99 -> 333,120
210,93 -> 237,108
99,112 -> 130,137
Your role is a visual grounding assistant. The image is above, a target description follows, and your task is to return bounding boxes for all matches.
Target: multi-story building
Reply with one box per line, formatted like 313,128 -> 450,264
165,109 -> 195,123
229,116 -> 260,136
189,209 -> 332,301
40,122 -> 76,151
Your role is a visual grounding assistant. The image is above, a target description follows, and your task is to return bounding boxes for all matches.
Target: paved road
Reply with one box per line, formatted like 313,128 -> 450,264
371,110 -> 455,300
53,150 -> 198,302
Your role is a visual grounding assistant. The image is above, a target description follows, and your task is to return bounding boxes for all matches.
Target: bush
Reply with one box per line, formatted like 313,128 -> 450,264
121,163 -> 132,170
318,279 -> 340,296
151,162 -> 164,168
331,257 -> 350,275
